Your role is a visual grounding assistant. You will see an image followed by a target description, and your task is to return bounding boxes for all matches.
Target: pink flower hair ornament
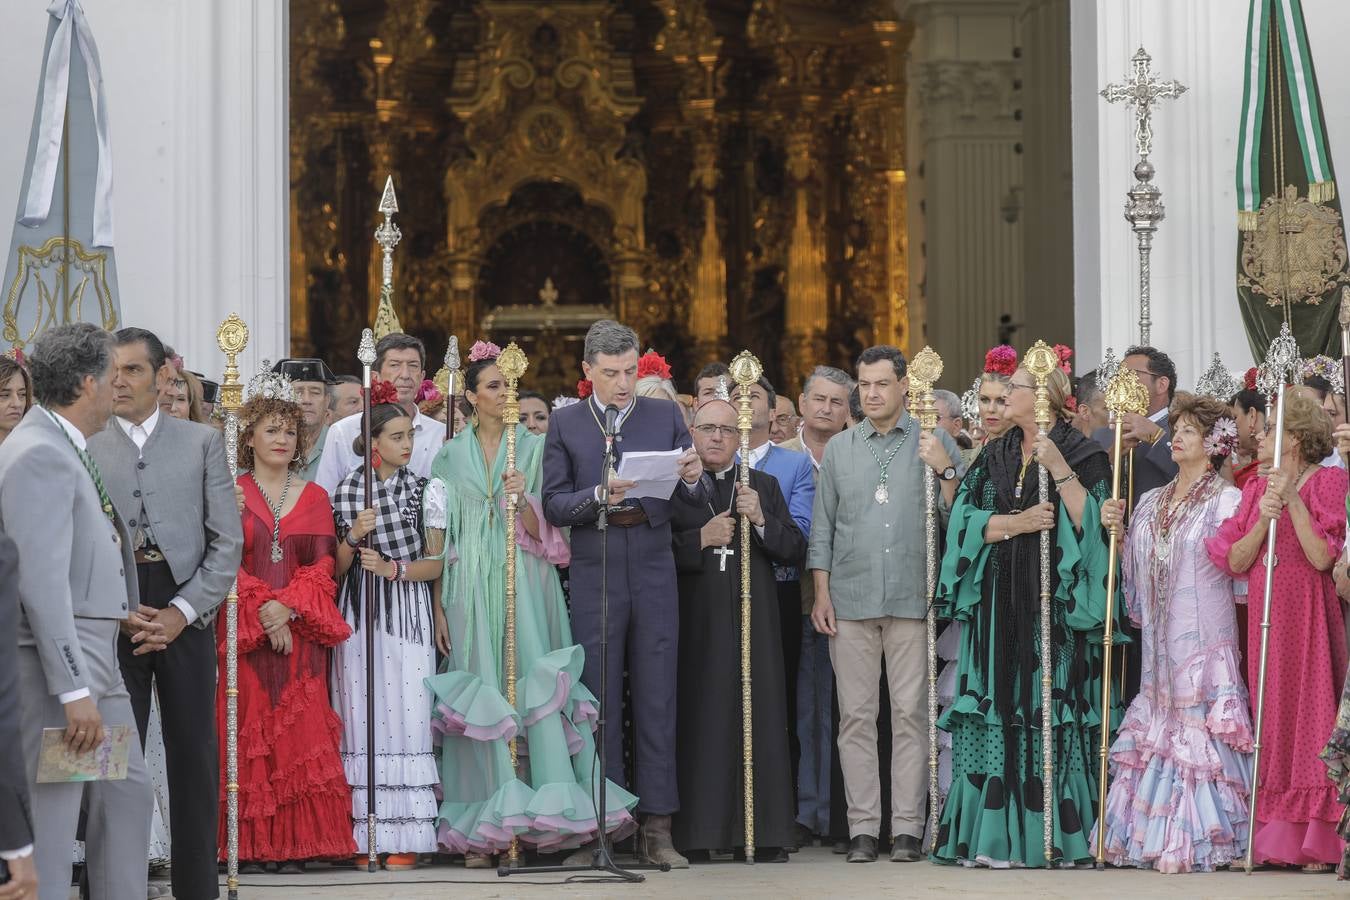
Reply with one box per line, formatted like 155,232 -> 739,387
1203,417 -> 1239,459
982,345 -> 1018,377
468,340 -> 502,363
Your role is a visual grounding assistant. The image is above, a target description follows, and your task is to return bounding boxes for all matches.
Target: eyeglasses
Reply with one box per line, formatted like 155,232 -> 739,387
1007,382 -> 1035,393
694,424 -> 738,438
1127,367 -> 1159,381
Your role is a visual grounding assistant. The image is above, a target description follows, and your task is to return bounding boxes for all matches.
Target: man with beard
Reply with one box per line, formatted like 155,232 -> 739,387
670,396 -> 805,862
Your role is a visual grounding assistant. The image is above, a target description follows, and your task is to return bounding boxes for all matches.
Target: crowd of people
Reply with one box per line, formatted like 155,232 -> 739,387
4,319 -> 1350,900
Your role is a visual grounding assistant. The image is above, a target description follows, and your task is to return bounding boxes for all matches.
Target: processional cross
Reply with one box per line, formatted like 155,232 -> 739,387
1100,48 -> 1187,346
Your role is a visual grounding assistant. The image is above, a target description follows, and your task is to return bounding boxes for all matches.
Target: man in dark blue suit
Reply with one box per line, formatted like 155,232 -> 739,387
543,320 -> 706,868
732,375 -> 814,848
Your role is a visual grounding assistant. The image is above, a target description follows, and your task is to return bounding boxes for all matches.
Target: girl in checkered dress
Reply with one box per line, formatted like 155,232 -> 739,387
331,398 -> 447,867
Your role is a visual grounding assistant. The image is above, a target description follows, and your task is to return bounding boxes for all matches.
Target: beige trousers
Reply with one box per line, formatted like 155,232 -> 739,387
829,615 -> 927,840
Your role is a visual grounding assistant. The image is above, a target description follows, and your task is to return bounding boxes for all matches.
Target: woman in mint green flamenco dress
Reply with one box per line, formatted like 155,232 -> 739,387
424,344 -> 637,866
931,363 -> 1124,868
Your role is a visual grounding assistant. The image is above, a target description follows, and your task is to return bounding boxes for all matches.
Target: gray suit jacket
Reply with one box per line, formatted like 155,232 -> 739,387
87,413 -> 242,626
0,409 -> 137,695
0,533 -> 33,853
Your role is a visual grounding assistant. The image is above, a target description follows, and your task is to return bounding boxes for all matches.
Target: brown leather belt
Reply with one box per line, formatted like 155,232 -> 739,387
134,547 -> 167,565
606,506 -> 649,527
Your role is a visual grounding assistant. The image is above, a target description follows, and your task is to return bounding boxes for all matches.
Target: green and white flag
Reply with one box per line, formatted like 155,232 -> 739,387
1234,0 -> 1347,360
2,0 -> 121,354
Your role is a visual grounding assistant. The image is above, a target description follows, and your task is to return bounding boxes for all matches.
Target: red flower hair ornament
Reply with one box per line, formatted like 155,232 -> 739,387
576,378 -> 593,400
415,379 -> 442,405
983,345 -> 1018,377
1243,367 -> 1258,391
1053,344 -> 1073,374
368,379 -> 400,406
636,350 -> 673,381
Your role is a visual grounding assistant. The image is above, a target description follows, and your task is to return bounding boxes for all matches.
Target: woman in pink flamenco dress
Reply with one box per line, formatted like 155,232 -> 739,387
1207,392 -> 1348,871
1093,394 -> 1254,872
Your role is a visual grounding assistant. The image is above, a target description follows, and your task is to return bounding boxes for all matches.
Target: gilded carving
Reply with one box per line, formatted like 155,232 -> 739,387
1239,185 -> 1350,306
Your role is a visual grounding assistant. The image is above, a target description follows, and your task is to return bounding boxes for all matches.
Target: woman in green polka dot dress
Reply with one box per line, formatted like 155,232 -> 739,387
931,361 -> 1125,867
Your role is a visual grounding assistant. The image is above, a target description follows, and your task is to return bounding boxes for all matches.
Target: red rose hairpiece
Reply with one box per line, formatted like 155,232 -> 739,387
1243,367 -> 1258,391
415,378 -> 442,405
983,345 -> 1018,377
369,379 -> 399,406
1053,344 -> 1073,374
1064,395 -> 1078,412
576,378 -> 593,400
637,350 -> 673,381
2,347 -> 23,366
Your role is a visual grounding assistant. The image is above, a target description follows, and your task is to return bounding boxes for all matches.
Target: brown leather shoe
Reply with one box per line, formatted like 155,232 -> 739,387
637,814 -> 689,869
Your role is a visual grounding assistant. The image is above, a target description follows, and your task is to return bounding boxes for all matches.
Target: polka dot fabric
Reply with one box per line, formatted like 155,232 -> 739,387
1207,465 -> 1349,865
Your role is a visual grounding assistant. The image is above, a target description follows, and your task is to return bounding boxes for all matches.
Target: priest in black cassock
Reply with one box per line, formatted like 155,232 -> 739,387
671,396 -> 807,862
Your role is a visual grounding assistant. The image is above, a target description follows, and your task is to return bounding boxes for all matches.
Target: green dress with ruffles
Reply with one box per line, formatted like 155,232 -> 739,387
424,422 -> 636,854
931,422 -> 1126,867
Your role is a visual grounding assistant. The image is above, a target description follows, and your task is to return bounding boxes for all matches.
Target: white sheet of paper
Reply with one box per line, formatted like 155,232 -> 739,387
615,448 -> 684,500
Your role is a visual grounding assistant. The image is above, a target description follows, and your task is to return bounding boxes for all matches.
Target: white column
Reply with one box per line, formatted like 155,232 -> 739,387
0,0 -> 289,377
904,0 -> 1025,386
1073,0 -> 1350,385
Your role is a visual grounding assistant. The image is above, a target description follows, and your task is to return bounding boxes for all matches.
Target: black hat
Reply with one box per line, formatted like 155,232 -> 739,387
188,371 -> 221,406
272,358 -> 338,385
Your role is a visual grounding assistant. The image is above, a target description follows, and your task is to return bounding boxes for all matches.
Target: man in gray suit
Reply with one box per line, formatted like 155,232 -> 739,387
87,327 -> 241,900
0,532 -> 36,900
0,324 -> 153,900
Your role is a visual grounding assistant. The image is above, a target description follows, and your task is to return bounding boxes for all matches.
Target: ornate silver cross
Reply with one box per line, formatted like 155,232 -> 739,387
1100,47 -> 1187,161
1100,47 -> 1187,347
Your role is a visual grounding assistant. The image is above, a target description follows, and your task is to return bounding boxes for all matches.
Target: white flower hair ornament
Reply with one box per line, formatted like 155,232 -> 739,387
1203,416 -> 1239,459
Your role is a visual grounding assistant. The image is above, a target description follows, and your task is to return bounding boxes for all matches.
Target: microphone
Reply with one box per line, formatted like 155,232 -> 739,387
603,404 -> 620,438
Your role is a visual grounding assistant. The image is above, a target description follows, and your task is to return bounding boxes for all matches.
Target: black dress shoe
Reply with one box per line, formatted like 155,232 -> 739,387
790,822 -> 814,852
845,835 -> 878,863
239,862 -> 265,875
831,839 -> 850,855
277,860 -> 306,874
890,834 -> 922,862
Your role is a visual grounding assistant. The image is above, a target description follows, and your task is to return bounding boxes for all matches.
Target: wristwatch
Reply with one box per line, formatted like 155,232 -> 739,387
939,466 -> 957,482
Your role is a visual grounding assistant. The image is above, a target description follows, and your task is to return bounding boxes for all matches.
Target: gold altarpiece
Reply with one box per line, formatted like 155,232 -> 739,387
290,0 -> 911,397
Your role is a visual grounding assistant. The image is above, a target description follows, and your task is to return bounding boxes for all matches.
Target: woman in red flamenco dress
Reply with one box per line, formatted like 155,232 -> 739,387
216,392 -> 356,873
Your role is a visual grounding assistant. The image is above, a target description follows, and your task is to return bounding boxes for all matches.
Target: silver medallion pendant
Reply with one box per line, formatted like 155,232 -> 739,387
875,483 -> 889,504
270,541 -> 284,564
1155,540 -> 1169,562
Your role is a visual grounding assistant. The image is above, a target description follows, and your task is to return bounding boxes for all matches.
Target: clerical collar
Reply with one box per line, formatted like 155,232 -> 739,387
713,463 -> 737,480
591,395 -> 635,429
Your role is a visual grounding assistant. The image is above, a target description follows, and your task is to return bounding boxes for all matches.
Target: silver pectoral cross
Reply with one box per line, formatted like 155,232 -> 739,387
713,545 -> 735,572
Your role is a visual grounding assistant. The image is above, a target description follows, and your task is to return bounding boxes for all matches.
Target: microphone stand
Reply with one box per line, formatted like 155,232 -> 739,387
500,404 -> 657,883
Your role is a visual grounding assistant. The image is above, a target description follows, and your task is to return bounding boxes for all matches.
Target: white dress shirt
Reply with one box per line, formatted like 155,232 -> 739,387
314,407 -> 441,496
114,408 -> 200,626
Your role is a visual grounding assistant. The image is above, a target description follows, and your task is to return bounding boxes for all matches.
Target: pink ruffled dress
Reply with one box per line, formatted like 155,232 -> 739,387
1094,479 -> 1253,872
1207,465 -> 1349,866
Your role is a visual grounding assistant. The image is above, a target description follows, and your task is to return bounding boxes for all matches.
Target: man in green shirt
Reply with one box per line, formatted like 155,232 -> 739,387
807,345 -> 961,864
272,358 -> 337,482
